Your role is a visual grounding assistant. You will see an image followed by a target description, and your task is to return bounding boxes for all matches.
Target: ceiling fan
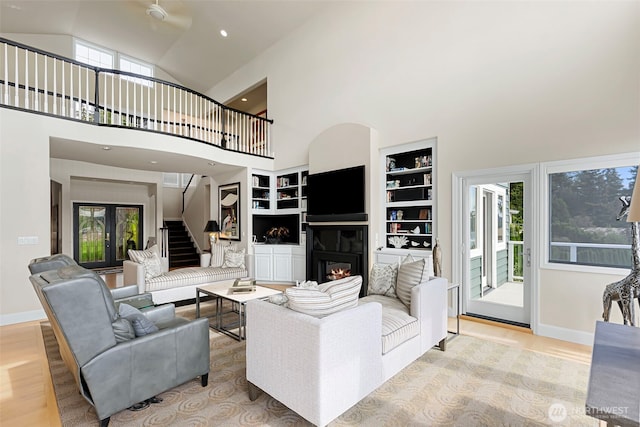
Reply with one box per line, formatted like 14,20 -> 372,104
141,0 -> 192,31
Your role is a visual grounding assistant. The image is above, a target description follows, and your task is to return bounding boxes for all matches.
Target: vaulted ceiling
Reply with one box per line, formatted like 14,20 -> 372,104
0,0 -> 329,95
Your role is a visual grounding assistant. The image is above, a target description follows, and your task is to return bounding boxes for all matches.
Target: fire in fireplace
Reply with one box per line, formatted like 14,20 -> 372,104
306,224 -> 368,297
326,261 -> 352,280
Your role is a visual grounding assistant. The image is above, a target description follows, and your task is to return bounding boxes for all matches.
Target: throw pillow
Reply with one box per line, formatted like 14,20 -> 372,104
222,247 -> 245,268
368,263 -> 398,297
286,275 -> 362,317
112,317 -> 135,342
141,252 -> 163,280
396,258 -> 426,308
118,303 -> 158,337
209,243 -> 227,267
128,244 -> 159,263
268,293 -> 289,306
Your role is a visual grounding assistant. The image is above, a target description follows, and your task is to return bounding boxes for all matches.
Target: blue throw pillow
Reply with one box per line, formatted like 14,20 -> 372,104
118,303 -> 158,337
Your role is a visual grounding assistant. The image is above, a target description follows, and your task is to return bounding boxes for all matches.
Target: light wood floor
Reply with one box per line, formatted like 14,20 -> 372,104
0,309 -> 593,426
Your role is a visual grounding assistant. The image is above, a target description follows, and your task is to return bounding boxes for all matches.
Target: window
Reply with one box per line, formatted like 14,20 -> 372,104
74,40 -> 114,68
548,162 -> 638,269
119,55 -> 154,87
469,187 -> 477,250
163,173 -> 194,188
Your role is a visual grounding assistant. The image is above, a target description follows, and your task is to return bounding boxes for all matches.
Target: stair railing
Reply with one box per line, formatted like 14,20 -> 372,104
182,174 -> 195,214
0,37 -> 273,158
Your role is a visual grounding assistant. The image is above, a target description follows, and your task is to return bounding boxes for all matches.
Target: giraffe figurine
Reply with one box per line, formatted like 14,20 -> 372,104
602,196 -> 640,326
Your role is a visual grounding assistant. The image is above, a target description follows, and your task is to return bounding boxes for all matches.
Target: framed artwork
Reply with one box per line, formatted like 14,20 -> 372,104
219,182 -> 240,240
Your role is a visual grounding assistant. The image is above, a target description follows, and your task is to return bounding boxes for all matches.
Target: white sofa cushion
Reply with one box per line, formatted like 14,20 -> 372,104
145,266 -> 247,292
285,275 -> 362,317
360,294 -> 419,354
396,258 -> 426,307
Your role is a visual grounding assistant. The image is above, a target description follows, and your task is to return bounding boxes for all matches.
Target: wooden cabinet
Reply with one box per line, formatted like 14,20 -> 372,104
253,244 -> 306,282
381,139 -> 436,252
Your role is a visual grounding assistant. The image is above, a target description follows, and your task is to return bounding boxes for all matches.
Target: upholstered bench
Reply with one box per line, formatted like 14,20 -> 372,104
124,243 -> 251,304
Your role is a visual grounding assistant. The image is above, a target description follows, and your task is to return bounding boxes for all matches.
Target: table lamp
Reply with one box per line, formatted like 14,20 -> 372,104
204,220 -> 220,249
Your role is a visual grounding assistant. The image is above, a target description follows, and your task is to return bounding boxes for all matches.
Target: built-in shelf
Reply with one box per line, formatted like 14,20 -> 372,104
382,140 -> 436,251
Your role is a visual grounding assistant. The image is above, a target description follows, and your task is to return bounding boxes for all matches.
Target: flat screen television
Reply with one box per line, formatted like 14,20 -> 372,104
306,165 -> 367,221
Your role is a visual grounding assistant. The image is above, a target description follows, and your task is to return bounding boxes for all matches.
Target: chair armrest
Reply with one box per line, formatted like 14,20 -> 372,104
110,285 -> 141,300
142,303 -> 175,323
200,253 -> 211,267
123,260 -> 145,294
246,299 -> 383,425
411,276 -> 448,352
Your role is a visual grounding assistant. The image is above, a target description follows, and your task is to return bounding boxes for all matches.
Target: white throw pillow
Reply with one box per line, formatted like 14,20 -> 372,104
368,263 -> 398,297
141,252 -> 163,280
285,275 -> 362,317
222,247 -> 245,268
209,243 -> 227,267
395,258 -> 426,308
128,244 -> 159,263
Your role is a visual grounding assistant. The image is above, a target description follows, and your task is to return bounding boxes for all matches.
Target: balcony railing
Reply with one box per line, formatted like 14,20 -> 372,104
0,37 -> 273,158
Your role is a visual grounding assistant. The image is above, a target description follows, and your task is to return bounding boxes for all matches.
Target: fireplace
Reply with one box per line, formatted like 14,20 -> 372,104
306,224 -> 368,297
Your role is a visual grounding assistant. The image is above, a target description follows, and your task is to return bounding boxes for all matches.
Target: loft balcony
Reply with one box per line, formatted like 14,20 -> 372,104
0,37 -> 273,158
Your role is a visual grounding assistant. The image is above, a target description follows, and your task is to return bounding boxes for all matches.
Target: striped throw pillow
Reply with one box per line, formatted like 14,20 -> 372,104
209,243 -> 227,267
128,244 -> 159,263
395,258 -> 425,308
286,275 -> 362,317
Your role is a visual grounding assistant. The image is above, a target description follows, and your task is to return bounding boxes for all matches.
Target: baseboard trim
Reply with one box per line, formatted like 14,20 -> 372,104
1,309 -> 46,326
537,323 -> 594,346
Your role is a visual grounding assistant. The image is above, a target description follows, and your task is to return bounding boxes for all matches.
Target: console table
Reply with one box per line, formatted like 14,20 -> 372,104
586,321 -> 640,427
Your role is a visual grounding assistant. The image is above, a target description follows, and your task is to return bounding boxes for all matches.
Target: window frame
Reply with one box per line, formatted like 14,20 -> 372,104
541,152 -> 640,275
73,39 -> 114,69
118,54 -> 154,87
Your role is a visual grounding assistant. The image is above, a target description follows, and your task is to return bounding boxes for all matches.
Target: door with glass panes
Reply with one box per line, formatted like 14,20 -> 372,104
73,203 -> 143,269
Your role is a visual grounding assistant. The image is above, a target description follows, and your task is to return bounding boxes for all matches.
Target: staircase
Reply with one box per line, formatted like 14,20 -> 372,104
165,220 -> 200,268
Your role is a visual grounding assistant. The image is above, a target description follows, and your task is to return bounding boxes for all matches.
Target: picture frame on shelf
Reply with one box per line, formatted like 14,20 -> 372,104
219,182 -> 241,241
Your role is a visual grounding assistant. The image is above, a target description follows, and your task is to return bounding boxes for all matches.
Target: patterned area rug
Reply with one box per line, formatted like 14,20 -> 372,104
42,309 -> 596,426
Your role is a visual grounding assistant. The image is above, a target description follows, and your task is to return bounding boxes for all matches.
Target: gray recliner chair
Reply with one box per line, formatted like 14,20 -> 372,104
28,254 -> 155,310
29,264 -> 210,426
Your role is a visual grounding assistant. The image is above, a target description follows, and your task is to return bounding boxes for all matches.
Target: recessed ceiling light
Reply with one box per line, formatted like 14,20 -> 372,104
208,162 -> 216,166
220,29 -> 228,37
241,98 -> 248,102
102,146 -> 111,151
149,160 -> 158,164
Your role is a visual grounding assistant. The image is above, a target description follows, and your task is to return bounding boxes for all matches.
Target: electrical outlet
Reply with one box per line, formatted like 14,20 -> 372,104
17,236 -> 39,245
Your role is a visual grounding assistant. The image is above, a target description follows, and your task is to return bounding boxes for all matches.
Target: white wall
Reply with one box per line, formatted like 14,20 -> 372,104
50,159 -> 163,256
0,108 -> 269,324
209,1 -> 640,342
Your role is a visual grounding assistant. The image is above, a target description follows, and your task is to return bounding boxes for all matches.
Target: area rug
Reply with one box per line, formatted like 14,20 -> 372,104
42,316 -> 597,427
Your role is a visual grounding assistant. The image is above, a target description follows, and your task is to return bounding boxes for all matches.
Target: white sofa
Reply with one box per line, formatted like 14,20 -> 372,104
123,252 -> 252,304
245,273 -> 448,427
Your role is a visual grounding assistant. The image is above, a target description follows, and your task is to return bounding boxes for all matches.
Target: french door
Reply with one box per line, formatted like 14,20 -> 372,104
455,169 -> 533,327
73,203 -> 143,269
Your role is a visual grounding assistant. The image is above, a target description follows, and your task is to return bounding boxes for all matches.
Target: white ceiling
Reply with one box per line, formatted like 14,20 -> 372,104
0,0 -> 329,94
1,0 -> 329,175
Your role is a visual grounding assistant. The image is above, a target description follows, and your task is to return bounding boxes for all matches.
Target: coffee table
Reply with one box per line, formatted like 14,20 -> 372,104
195,281 -> 283,340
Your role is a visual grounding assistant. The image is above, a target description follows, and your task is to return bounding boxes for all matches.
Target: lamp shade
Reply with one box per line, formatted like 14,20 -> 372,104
628,173 -> 640,222
204,220 -> 220,232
